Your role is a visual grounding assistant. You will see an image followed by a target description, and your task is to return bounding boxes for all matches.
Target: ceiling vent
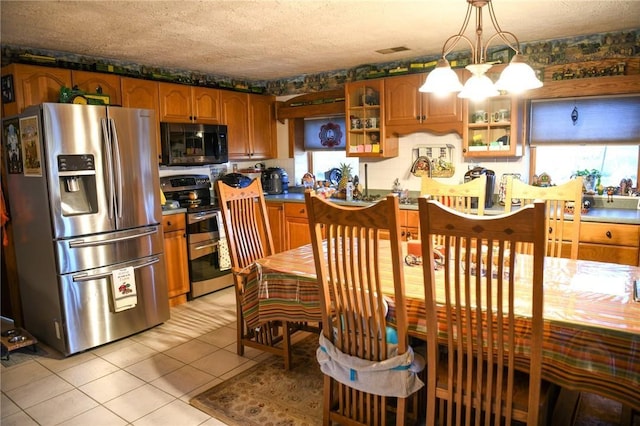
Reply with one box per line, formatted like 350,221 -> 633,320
375,46 -> 410,55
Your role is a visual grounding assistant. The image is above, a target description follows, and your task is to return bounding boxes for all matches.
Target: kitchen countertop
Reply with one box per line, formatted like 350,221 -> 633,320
264,193 -> 640,225
162,207 -> 187,215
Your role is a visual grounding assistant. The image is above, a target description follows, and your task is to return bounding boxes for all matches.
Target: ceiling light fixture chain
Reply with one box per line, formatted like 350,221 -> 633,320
420,0 -> 543,101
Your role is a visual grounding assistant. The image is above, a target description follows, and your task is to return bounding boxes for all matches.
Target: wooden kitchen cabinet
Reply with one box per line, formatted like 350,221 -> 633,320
249,93 -> 277,159
402,210 -> 420,241
284,202 -> 314,250
1,63 -> 72,116
220,90 -> 276,160
265,201 -> 285,254
158,82 -> 221,123
345,79 -> 398,158
462,94 -> 525,158
120,77 -> 162,161
384,72 -> 463,136
578,222 -> 639,266
71,70 -> 122,106
162,213 -> 190,306
379,209 -> 420,241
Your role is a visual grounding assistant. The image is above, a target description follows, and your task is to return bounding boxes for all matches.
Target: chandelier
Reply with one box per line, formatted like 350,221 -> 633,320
419,0 -> 542,101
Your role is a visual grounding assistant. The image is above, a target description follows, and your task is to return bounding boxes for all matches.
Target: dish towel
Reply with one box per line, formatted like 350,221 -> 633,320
317,333 -> 424,398
216,211 -> 232,271
111,266 -> 138,312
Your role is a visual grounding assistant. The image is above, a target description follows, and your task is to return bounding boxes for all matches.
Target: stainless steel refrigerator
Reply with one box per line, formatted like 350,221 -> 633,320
3,103 -> 169,356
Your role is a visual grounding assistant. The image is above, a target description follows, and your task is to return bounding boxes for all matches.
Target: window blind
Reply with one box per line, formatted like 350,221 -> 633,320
529,94 -> 640,145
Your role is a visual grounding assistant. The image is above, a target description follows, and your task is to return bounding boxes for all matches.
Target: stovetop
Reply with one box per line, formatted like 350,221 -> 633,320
160,174 -> 218,212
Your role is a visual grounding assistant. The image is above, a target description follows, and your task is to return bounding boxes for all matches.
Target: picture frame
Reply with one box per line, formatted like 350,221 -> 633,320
489,47 -> 514,64
1,74 -> 14,103
19,115 -> 43,177
3,118 -> 22,174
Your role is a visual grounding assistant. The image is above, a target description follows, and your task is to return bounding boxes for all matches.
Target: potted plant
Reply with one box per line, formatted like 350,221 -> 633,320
571,169 -> 602,194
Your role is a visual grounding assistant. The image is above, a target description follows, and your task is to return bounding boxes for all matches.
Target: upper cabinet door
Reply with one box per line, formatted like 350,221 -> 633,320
384,74 -> 422,126
192,87 -> 220,124
248,93 -> 276,159
421,71 -> 463,126
220,91 -> 251,159
71,70 -> 122,106
1,63 -> 72,116
158,83 -> 221,124
158,82 -> 192,122
121,77 -> 159,110
121,77 -> 161,162
383,71 -> 463,136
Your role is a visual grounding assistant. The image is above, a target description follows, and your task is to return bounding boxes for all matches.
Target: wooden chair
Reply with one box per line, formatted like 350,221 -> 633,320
216,178 -> 309,370
305,191 -> 423,426
504,177 -> 583,259
418,199 -> 555,425
420,175 -> 487,215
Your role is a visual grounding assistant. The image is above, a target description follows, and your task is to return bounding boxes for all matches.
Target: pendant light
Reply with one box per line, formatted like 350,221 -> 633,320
419,0 -> 542,100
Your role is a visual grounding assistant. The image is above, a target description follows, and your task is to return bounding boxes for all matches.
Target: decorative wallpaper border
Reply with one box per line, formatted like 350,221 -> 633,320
1,29 -> 638,96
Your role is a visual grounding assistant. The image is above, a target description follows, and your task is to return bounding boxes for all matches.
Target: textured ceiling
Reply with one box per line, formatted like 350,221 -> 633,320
1,0 -> 639,81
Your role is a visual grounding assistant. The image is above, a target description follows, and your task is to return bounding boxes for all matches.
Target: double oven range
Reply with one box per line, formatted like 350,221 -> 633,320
160,174 -> 233,298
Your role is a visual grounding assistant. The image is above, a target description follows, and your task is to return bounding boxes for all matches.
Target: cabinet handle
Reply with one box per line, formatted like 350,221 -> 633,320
299,208 -> 305,214
606,231 -> 612,239
167,221 -> 172,227
421,115 -> 426,121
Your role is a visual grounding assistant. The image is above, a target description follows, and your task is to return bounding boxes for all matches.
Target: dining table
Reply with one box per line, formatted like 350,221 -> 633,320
243,242 -> 640,411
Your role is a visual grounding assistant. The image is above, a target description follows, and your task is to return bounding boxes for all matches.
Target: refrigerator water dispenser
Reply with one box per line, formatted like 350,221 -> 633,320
58,154 -> 98,216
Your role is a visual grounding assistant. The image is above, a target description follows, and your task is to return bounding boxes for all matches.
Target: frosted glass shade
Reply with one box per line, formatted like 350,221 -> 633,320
495,54 -> 543,93
458,63 -> 499,101
419,58 -> 463,94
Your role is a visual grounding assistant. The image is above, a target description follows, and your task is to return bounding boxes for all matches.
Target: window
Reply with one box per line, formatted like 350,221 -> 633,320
530,95 -> 639,191
533,145 -> 638,189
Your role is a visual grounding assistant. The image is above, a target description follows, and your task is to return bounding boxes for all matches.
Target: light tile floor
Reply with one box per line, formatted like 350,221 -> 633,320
1,286 -> 271,426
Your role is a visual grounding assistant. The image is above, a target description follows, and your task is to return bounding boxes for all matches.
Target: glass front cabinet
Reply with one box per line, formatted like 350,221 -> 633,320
345,79 -> 398,158
462,95 -> 525,158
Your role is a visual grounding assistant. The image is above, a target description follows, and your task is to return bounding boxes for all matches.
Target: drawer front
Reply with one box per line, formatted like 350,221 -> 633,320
578,243 -> 639,266
284,202 -> 308,219
162,213 -> 186,232
579,222 -> 639,247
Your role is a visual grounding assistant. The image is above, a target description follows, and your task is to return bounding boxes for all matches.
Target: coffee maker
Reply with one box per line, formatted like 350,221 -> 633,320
464,167 -> 496,208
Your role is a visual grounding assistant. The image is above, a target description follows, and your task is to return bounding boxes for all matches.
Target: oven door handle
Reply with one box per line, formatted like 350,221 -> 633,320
194,241 -> 219,250
189,211 -> 219,223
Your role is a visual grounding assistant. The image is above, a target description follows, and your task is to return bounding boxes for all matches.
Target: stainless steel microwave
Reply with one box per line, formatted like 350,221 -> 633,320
160,123 -> 228,166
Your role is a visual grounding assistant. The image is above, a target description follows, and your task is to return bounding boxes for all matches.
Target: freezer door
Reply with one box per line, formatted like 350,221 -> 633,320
106,106 -> 162,230
42,103 -> 115,239
58,254 -> 169,355
55,225 -> 164,275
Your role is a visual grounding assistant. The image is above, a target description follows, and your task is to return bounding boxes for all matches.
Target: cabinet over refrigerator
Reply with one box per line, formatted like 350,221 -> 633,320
3,103 -> 169,356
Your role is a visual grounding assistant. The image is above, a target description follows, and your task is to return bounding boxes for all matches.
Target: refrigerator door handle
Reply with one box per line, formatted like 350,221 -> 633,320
72,257 -> 161,282
68,226 -> 159,248
109,118 -> 124,219
102,118 -> 115,219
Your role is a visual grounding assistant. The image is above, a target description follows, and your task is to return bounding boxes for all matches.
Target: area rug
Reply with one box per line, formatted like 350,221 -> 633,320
190,334 -> 323,426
